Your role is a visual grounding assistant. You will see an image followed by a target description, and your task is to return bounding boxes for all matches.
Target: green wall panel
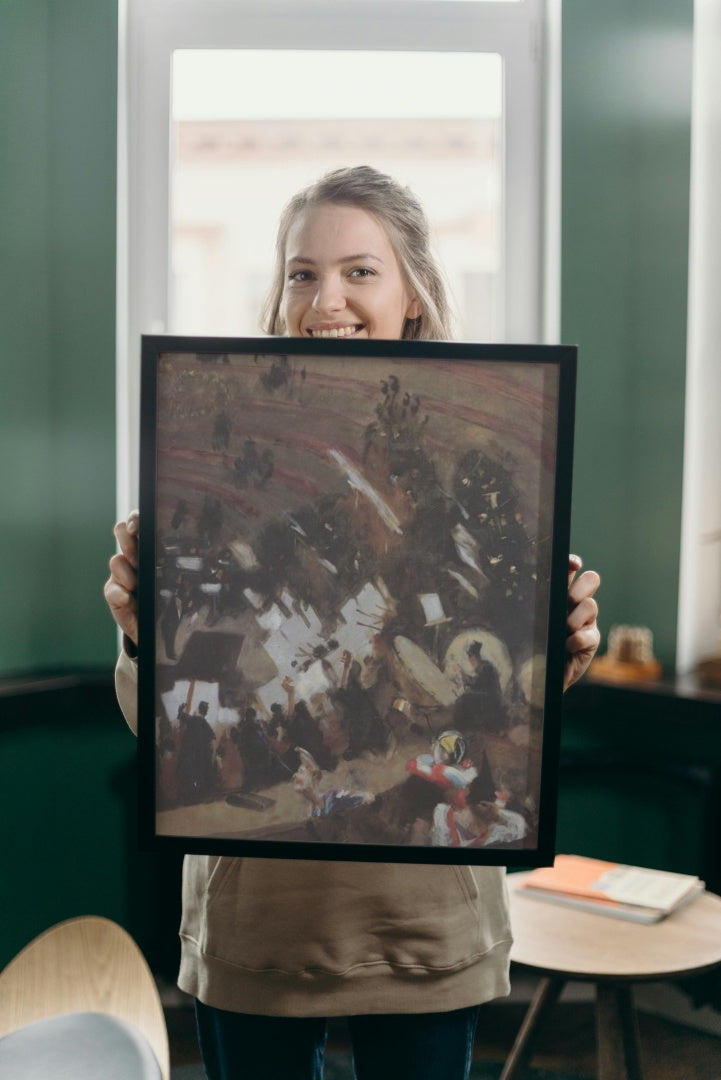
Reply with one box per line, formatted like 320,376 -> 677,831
0,0 -> 118,675
562,0 -> 693,670
47,2 -> 119,667
0,2 -> 54,670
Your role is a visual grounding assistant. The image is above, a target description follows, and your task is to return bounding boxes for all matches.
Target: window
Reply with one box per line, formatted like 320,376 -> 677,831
169,49 -> 503,340
118,0 -> 557,510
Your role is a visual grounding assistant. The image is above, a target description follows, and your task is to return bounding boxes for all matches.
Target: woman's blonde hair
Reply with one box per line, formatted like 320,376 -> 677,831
261,165 -> 454,341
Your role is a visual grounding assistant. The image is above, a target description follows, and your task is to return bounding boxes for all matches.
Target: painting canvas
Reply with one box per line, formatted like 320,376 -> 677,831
138,336 -> 576,865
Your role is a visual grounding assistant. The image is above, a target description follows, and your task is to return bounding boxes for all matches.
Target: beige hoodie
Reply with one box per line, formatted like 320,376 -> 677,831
116,651 -> 512,1016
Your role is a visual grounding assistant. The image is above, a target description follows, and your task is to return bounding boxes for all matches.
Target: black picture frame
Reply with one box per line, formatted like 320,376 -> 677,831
138,335 -> 576,866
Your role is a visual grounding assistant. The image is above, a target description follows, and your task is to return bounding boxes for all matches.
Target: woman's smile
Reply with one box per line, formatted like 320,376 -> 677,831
307,323 -> 364,339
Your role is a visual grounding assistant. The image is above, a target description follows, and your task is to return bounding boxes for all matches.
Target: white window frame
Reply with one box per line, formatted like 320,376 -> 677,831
117,0 -> 558,512
676,0 -> 721,675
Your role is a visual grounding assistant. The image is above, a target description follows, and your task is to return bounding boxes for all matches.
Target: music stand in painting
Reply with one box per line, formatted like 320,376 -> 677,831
137,336 -> 576,865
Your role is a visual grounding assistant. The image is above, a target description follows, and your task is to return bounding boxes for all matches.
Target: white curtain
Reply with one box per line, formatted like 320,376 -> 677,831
677,0 -> 721,672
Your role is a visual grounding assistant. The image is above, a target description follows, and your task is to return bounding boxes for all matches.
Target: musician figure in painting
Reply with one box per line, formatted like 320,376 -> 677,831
176,700 -> 216,804
292,747 -> 374,819
405,729 -> 478,810
452,640 -> 506,735
431,775 -> 529,850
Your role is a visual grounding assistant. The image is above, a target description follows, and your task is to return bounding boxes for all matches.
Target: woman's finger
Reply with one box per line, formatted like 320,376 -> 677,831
568,568 -> 601,609
566,593 -> 599,635
113,511 -> 140,567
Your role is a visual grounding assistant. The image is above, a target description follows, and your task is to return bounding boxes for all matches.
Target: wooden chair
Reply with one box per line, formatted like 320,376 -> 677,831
0,915 -> 170,1079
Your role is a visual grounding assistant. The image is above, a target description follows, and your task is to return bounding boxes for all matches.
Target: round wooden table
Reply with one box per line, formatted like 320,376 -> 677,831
502,872 -> 721,1080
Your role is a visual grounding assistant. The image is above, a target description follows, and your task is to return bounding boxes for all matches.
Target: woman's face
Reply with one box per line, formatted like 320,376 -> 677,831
280,203 -> 421,340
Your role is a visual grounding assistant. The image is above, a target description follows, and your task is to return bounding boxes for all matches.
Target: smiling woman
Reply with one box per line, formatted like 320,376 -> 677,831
106,153 -> 599,1079
263,167 -> 452,341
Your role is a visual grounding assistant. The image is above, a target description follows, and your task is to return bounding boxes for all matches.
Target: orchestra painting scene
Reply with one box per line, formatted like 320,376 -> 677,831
142,342 -> 568,861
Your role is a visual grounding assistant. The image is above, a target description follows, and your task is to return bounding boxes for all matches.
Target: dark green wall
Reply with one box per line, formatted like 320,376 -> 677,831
558,681 -> 721,886
0,681 -> 183,974
562,0 -> 693,670
0,0 -> 118,676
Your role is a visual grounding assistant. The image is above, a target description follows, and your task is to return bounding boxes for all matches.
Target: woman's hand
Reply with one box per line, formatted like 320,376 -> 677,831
103,510 -> 139,646
564,554 -> 601,691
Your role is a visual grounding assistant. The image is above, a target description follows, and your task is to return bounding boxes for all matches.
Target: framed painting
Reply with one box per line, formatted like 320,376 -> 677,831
137,336 -> 576,865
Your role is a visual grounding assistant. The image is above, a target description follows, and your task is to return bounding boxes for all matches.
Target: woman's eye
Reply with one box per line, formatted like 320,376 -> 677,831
349,267 -> 375,279
288,269 -> 313,283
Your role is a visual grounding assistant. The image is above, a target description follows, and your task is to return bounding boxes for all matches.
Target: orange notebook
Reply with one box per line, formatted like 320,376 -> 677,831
517,854 -> 704,923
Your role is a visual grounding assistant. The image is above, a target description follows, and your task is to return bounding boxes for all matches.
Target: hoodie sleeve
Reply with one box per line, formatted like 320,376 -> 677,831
115,646 -> 139,736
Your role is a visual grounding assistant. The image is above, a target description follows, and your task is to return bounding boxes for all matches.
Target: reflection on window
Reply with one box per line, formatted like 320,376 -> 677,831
170,50 -> 503,341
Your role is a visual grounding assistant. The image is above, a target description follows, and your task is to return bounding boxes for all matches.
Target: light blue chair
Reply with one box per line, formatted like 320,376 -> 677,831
0,916 -> 169,1079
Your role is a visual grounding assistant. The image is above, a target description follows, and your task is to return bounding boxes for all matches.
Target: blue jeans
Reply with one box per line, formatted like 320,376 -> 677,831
195,999 -> 481,1080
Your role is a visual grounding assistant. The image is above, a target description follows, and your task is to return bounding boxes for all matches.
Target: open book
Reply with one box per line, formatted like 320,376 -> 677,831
516,854 -> 705,923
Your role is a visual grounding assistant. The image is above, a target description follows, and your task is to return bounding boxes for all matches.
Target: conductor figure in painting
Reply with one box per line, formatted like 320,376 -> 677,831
334,648 -> 391,759
452,640 -> 506,735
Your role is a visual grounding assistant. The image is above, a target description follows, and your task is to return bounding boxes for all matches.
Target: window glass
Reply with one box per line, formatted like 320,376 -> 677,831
170,50 -> 503,340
